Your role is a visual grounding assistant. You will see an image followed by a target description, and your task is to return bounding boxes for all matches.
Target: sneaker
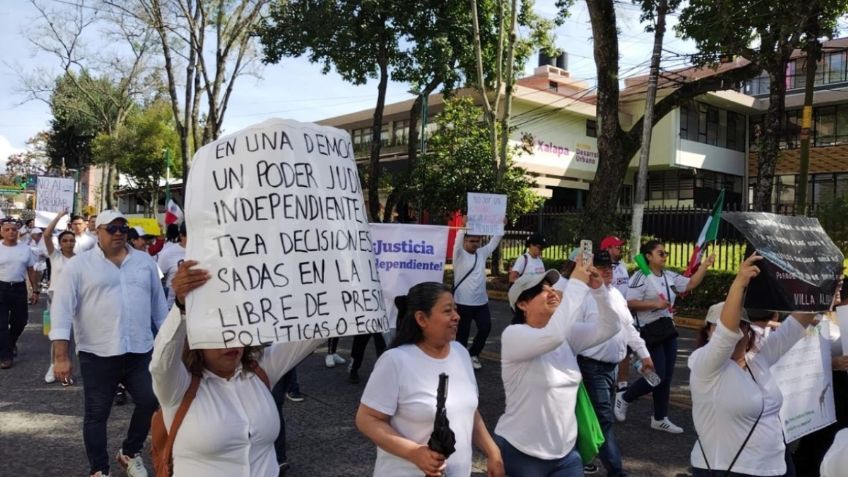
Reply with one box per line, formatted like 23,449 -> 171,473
616,381 -> 629,392
45,364 -> 56,383
583,463 -> 599,474
285,391 -> 305,402
471,356 -> 482,370
115,386 -> 127,406
614,392 -> 629,422
116,449 -> 148,477
348,368 -> 360,384
90,472 -> 110,477
0,359 -> 12,369
331,353 -> 346,365
325,354 -> 336,368
651,417 -> 684,434
278,461 -> 290,475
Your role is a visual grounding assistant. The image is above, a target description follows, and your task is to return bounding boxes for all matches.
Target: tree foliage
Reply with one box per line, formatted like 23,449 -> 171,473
409,97 -> 543,221
92,99 -> 181,214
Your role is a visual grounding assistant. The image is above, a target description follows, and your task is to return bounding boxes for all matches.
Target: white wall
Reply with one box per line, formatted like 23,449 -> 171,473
676,139 -> 746,176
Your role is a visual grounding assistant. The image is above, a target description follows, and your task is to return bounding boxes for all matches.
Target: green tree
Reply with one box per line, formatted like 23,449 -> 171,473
410,97 -> 543,221
677,0 -> 847,212
92,100 -> 182,215
556,0 -> 762,240
259,0 -> 405,222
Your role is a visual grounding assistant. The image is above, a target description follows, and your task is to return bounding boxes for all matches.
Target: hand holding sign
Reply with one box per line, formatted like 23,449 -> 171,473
734,252 -> 763,287
172,260 -> 211,305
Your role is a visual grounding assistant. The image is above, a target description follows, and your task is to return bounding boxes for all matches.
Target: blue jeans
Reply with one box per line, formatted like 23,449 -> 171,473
495,434 -> 584,477
578,357 -> 626,477
456,304 -> 492,357
77,351 -> 158,475
623,336 -> 678,420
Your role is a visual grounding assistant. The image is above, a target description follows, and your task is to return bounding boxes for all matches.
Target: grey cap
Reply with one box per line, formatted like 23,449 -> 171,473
705,301 -> 750,325
508,269 -> 562,311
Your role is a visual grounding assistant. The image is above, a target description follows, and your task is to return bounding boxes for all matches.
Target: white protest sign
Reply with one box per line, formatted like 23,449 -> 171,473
34,210 -> 69,231
184,118 -> 387,349
36,177 -> 74,213
467,192 -> 507,236
370,224 -> 449,329
837,306 -> 848,356
771,321 -> 836,442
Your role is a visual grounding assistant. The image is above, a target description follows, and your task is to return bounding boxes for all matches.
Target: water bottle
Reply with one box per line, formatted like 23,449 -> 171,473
42,309 -> 51,336
634,359 -> 662,387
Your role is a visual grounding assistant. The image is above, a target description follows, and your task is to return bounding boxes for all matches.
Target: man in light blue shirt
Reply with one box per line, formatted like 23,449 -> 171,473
50,210 -> 168,477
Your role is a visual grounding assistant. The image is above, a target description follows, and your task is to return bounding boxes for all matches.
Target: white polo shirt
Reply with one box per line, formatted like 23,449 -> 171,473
0,242 -> 36,282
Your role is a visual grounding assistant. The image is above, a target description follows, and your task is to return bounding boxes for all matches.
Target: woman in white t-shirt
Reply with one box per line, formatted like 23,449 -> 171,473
689,254 -> 816,477
42,211 -> 76,384
495,261 -> 619,477
616,239 -> 714,433
356,282 -> 504,477
508,233 -> 546,284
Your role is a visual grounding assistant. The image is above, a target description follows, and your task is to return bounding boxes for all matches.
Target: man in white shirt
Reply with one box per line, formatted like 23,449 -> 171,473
600,235 -> 636,394
508,233 -> 546,284
50,210 -> 169,477
0,218 -> 40,369
453,219 -> 502,370
70,215 -> 97,253
576,250 -> 652,477
155,221 -> 186,309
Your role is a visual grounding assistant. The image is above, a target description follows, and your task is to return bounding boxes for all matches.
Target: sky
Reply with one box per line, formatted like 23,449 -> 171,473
0,0 -> 699,169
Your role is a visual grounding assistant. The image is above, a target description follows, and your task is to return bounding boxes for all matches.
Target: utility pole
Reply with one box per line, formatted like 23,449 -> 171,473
629,0 -> 668,260
797,9 -> 821,216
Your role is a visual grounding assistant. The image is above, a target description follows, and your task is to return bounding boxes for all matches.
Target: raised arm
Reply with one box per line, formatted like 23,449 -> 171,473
568,286 -> 621,353
149,307 -> 192,407
685,253 -> 715,292
453,229 -> 465,261
43,211 -> 67,256
480,234 -> 502,257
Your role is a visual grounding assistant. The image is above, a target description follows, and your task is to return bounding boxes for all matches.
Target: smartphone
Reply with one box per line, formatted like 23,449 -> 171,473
580,239 -> 593,265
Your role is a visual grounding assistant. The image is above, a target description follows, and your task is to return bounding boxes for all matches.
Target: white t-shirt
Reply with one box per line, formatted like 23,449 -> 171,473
48,250 -> 73,293
626,270 -> 690,326
73,231 -> 97,253
452,230 -> 502,306
821,429 -> 848,477
29,237 -> 49,272
360,342 -> 478,477
510,253 -> 545,279
495,280 -> 620,459
689,317 -> 806,475
611,262 -> 629,298
0,242 -> 36,282
156,243 -> 185,307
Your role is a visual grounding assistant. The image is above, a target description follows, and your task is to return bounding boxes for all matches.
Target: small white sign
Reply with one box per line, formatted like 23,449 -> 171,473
467,192 -> 506,236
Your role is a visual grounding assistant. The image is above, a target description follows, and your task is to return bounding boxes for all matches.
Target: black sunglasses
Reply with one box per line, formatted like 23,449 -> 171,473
102,224 -> 131,235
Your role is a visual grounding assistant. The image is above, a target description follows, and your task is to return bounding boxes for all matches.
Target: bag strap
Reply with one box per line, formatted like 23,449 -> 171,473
520,253 -> 529,275
696,364 -> 765,476
452,253 -> 478,293
164,374 -> 201,476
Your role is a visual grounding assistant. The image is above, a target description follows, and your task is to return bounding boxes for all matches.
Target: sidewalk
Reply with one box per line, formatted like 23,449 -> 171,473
1,297 -> 700,476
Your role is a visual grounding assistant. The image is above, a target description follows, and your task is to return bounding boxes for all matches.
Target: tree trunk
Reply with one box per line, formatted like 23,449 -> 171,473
104,163 -> 114,209
753,59 -> 789,212
581,0 -> 626,242
368,51 -> 390,222
629,0 -> 667,259
798,24 -> 820,215
497,0 -> 519,185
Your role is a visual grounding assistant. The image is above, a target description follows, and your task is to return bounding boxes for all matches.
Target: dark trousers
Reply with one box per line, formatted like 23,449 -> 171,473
622,336 -> 678,420
350,333 -> 386,371
578,356 -> 626,477
271,367 -> 300,464
327,337 -> 339,355
0,282 -> 28,360
456,303 -> 492,357
78,351 -> 158,475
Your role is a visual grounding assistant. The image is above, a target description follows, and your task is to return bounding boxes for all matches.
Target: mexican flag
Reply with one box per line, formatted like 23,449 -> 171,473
164,199 -> 183,225
684,190 -> 724,277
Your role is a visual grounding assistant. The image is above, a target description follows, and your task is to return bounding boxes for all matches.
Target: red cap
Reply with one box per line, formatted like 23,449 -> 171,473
600,236 -> 625,250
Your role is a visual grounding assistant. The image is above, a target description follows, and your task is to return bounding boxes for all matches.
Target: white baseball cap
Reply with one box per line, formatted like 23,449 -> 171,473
508,269 -> 562,311
30,227 -> 43,235
705,301 -> 750,325
95,210 -> 126,228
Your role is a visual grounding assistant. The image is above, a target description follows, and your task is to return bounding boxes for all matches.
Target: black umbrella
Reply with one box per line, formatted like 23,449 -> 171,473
427,373 -> 456,458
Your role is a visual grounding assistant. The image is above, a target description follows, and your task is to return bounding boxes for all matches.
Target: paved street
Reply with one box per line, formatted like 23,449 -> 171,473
1,297 -> 700,476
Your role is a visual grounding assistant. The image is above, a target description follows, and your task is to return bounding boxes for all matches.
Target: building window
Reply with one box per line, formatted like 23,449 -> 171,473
726,111 -> 746,152
679,102 -> 743,151
548,81 -> 558,93
393,120 -> 409,146
351,127 -> 372,151
829,51 -> 847,83
586,120 -> 597,138
815,106 -> 837,146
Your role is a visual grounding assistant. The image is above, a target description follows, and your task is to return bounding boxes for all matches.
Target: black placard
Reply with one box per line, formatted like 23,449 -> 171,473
722,212 -> 844,312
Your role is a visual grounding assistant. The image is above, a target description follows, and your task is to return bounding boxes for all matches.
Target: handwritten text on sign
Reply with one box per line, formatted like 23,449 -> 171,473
467,192 -> 507,236
184,118 -> 387,349
36,177 -> 74,213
